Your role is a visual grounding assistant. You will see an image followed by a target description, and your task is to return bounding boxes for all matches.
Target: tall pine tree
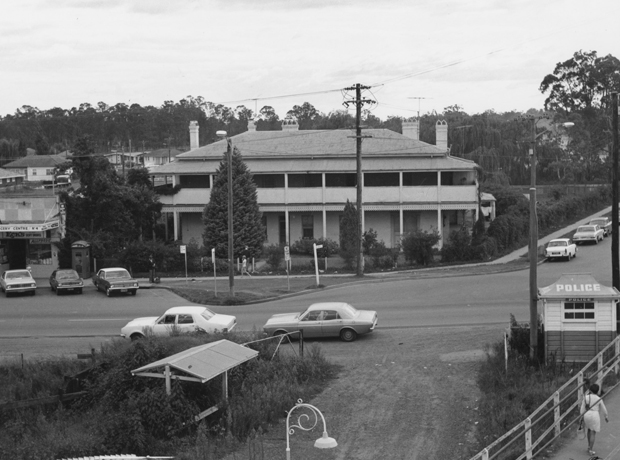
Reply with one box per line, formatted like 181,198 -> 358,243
339,199 -> 358,268
202,147 -> 265,259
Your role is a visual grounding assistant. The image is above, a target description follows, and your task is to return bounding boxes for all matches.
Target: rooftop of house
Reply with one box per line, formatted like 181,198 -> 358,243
3,154 -> 68,168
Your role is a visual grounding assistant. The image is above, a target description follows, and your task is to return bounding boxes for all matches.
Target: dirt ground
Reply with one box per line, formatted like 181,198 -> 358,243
221,324 -> 501,460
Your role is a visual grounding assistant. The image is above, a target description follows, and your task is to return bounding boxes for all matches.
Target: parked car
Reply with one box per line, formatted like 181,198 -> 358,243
0,269 -> 37,297
573,224 -> 605,244
120,306 -> 237,340
589,217 -> 612,236
263,302 -> 378,342
92,267 -> 139,296
49,269 -> 83,295
544,238 -> 577,261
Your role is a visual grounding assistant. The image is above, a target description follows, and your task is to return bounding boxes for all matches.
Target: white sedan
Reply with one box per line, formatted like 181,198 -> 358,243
573,224 -> 605,244
544,238 -> 577,261
120,306 -> 237,340
0,269 -> 37,297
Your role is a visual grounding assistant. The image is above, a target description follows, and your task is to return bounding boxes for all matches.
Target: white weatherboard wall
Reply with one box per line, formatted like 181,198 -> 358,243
540,273 -> 619,363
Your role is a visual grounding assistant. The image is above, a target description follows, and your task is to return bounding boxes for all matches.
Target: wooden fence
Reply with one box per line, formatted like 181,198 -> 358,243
468,335 -> 620,460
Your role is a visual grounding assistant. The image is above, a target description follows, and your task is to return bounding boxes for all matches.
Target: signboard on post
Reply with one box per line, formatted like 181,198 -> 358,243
212,248 -> 217,297
180,245 -> 188,283
284,246 -> 290,291
313,243 -> 323,287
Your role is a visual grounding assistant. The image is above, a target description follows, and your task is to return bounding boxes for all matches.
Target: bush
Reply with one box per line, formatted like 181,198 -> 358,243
290,237 -> 338,257
441,226 -> 472,263
401,229 -> 440,266
263,244 -> 284,271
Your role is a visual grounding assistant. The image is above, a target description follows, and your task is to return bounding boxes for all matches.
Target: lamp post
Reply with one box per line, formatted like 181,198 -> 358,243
216,130 -> 235,296
524,117 -> 574,360
285,399 -> 337,460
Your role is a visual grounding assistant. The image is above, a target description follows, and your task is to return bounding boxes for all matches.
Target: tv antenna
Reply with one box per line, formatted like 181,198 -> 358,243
407,97 -> 432,120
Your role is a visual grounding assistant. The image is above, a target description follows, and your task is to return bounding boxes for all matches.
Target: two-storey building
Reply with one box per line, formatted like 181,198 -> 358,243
150,119 -> 482,249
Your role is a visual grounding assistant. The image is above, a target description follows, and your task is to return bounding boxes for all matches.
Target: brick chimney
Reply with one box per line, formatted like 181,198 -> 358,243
402,120 -> 419,140
435,120 -> 448,152
189,121 -> 199,150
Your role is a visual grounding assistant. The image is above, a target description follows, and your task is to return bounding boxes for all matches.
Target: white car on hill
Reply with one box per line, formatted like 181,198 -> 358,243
120,306 -> 237,340
573,224 -> 604,244
544,238 -> 577,261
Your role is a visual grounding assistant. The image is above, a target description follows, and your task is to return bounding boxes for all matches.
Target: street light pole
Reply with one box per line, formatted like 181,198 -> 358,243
285,399 -> 337,460
216,130 -> 235,296
528,119 -> 539,361
524,117 -> 574,360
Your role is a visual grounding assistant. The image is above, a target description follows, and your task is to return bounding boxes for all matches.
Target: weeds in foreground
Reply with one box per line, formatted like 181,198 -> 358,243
0,333 -> 338,460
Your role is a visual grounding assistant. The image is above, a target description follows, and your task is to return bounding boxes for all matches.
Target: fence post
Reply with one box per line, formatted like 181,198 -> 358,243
616,339 -> 620,374
553,391 -> 560,438
597,354 -> 604,388
525,417 -> 532,460
299,330 -> 304,358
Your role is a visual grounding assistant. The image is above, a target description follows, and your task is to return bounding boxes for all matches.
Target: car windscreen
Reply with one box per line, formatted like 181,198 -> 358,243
57,271 -> 78,280
548,241 -> 567,247
590,220 -> 605,225
576,226 -> 594,233
106,270 -> 130,279
6,271 -> 31,279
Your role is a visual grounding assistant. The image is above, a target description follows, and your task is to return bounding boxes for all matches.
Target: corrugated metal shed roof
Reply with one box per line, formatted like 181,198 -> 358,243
0,168 -> 25,178
131,339 -> 258,383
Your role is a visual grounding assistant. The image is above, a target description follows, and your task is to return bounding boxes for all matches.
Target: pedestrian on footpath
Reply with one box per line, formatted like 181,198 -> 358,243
580,383 -> 609,456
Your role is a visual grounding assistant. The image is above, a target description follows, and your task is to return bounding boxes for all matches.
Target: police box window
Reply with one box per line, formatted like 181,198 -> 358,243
564,301 -> 595,319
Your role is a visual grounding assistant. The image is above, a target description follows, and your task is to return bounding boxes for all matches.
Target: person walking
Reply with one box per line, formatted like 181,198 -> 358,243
580,383 -> 609,456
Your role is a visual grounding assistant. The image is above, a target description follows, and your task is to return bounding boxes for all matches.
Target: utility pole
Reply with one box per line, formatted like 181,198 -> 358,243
344,83 -> 375,277
612,92 -> 619,296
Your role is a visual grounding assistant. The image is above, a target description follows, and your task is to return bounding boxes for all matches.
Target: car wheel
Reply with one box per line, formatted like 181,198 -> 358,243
130,290 -> 137,296
56,289 -> 61,296
30,290 -> 35,296
77,288 -> 83,295
130,333 -> 144,341
340,328 -> 357,342
106,287 -> 112,297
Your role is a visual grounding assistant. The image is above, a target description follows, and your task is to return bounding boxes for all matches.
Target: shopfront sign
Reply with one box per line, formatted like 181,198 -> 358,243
0,231 -> 45,239
30,238 -> 51,244
0,221 -> 59,232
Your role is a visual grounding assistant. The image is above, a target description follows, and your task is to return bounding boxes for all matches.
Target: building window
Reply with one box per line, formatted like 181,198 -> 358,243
179,175 -> 210,188
403,172 -> 437,186
365,172 -> 399,187
46,169 -> 55,175
441,171 -> 455,185
302,215 -> 314,239
325,173 -> 356,187
254,174 -> 285,188
32,169 -> 37,176
288,173 -> 322,187
564,301 -> 595,319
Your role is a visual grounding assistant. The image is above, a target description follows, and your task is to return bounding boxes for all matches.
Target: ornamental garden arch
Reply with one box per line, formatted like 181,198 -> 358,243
131,339 -> 258,421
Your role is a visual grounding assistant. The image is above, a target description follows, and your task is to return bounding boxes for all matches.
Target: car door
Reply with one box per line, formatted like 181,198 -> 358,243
152,314 -> 177,336
176,313 -> 198,334
321,310 -> 343,337
298,310 -> 323,338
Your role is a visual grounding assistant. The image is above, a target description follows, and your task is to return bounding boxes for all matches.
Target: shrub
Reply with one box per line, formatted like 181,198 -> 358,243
441,226 -> 472,263
401,229 -> 440,266
263,244 -> 284,271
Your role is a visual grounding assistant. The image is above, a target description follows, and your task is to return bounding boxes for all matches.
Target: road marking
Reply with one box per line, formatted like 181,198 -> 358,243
68,319 -> 130,322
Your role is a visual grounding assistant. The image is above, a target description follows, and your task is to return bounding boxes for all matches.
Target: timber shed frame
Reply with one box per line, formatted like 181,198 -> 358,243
131,339 -> 258,421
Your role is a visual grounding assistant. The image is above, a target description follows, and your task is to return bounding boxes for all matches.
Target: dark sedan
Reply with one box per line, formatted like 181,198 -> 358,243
263,302 -> 378,342
49,269 -> 84,295
92,267 -> 139,297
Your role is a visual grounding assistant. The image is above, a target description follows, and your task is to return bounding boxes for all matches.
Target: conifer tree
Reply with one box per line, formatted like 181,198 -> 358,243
202,148 -> 265,260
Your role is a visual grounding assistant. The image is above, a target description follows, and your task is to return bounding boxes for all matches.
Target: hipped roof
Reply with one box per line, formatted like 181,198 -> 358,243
3,154 -> 68,168
538,273 -> 620,299
131,339 -> 258,383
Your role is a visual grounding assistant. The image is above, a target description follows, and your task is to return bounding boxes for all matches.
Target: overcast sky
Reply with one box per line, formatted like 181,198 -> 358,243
2,0 -> 618,120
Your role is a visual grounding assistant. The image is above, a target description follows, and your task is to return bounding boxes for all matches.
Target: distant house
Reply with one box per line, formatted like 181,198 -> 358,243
0,168 -> 25,189
104,151 -> 144,167
2,155 -> 67,183
144,148 -> 182,169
